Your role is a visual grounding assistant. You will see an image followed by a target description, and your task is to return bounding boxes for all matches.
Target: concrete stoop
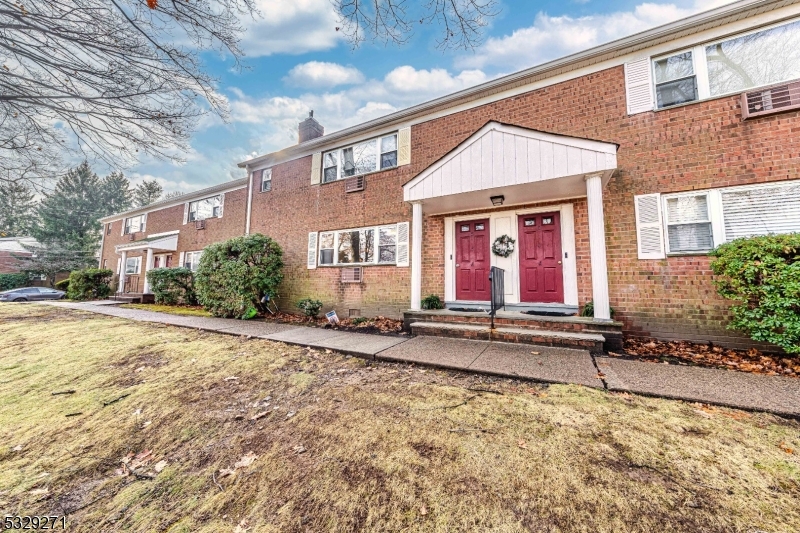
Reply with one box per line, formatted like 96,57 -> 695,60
410,321 -> 606,353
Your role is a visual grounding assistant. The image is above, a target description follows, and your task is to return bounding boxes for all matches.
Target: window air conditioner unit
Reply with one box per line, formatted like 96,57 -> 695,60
341,266 -> 363,283
742,79 -> 800,119
344,175 -> 365,193
195,219 -> 206,230
129,233 -> 136,241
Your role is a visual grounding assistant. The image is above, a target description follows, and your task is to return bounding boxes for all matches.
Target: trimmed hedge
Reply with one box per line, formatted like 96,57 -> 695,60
66,268 -> 114,301
0,273 -> 29,291
146,267 -> 197,305
710,233 -> 800,353
195,234 -> 284,319
55,279 -> 70,292
297,298 -> 323,317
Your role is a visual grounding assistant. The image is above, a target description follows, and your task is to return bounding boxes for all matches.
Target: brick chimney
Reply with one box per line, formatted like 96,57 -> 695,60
298,110 -> 324,143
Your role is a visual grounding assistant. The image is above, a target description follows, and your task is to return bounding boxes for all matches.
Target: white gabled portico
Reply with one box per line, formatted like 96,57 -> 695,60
402,121 -> 617,321
114,231 -> 179,294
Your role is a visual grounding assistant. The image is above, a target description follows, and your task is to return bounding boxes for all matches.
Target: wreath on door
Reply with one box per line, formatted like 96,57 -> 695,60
492,235 -> 516,257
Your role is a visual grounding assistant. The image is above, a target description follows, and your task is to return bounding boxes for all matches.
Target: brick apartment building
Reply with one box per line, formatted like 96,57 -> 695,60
99,0 -> 800,349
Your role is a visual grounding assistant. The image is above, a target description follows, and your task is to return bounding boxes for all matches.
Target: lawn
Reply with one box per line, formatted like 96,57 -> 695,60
1,304 -> 799,532
119,303 -> 211,317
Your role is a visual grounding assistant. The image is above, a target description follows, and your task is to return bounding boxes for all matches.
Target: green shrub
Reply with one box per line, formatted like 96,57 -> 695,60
66,268 -> 113,301
146,267 -> 197,305
710,233 -> 800,353
0,273 -> 29,291
297,298 -> 323,318
421,294 -> 444,310
350,316 -> 369,325
55,279 -> 70,292
195,234 -> 284,319
579,300 -> 615,318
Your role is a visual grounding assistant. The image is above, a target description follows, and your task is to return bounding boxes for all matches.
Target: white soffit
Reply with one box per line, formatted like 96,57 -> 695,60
403,122 -> 617,213
115,233 -> 179,253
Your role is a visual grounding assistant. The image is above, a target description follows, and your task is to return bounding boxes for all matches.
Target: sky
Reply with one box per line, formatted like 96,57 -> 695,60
127,0 -> 735,194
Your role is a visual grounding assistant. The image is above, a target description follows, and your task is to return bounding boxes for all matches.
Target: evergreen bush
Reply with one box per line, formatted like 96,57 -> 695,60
421,294 -> 444,310
194,234 -> 284,318
710,233 -> 800,353
66,268 -> 113,301
0,273 -> 29,291
146,267 -> 197,305
55,279 -> 70,292
297,298 -> 323,318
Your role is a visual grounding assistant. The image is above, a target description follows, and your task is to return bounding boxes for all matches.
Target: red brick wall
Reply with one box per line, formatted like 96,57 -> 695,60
0,251 -> 28,274
99,187 -> 248,283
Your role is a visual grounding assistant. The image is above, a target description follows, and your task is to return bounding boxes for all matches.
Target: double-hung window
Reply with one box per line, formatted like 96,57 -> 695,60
653,18 -> 800,109
184,251 -> 202,271
260,169 -> 272,192
663,193 -> 714,253
125,256 -> 141,275
322,133 -> 398,183
188,196 -> 220,221
124,215 -> 144,234
318,224 -> 401,266
654,51 -> 698,108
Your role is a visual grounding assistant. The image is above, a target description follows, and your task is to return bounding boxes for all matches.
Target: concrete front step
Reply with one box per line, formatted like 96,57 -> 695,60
112,293 -> 155,304
410,321 -> 606,353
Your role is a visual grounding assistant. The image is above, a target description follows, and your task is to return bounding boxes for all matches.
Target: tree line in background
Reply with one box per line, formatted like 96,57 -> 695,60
0,161 -> 182,286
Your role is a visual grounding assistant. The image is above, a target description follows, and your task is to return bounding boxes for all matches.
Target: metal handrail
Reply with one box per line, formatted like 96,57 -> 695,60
489,266 -> 505,330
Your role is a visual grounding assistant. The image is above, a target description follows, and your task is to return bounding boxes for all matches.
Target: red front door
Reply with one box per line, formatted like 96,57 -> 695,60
455,218 -> 490,301
518,212 -> 564,303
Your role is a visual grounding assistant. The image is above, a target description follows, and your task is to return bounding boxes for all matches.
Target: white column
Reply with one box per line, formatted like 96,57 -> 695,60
410,201 -> 423,310
143,248 -> 154,293
118,250 -> 127,293
585,175 -> 611,321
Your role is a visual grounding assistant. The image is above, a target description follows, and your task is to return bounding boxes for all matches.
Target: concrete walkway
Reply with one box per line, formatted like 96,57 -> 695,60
44,301 -> 800,417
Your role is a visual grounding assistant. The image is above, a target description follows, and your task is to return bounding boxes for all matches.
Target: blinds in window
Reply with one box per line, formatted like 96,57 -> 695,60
634,194 -> 665,259
665,195 -> 713,252
722,182 -> 800,241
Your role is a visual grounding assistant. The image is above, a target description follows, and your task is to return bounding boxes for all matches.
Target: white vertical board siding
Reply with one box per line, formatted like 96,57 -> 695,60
625,57 -> 655,115
403,122 -> 617,202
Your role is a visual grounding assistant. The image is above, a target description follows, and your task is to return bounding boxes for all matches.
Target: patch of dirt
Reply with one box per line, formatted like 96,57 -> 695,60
614,337 -> 800,378
268,312 -> 406,336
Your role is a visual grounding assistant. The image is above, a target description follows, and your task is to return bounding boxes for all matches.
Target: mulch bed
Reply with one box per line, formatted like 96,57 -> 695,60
613,337 -> 800,378
267,312 -> 406,336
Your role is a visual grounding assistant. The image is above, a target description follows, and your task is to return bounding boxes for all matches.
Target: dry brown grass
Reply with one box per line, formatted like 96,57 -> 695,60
1,303 -> 799,533
118,303 -> 211,317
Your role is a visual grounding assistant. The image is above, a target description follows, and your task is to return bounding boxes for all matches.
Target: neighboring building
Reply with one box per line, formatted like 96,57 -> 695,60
99,0 -> 800,349
0,237 -> 38,274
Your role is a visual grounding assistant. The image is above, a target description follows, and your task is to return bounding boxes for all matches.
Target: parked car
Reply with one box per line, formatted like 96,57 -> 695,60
0,287 -> 66,302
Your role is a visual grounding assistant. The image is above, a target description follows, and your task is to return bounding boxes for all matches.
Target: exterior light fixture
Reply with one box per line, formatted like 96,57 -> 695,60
490,195 -> 505,206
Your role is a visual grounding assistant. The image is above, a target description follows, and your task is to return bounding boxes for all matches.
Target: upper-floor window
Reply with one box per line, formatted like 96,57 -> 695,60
188,196 -> 220,221
124,215 -> 144,234
322,133 -> 398,183
653,18 -> 800,109
260,168 -> 272,192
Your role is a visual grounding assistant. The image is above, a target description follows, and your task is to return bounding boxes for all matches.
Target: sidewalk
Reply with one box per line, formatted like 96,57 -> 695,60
47,301 -> 800,417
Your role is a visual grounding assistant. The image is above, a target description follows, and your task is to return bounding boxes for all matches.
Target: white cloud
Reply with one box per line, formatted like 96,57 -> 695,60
457,0 -> 737,71
284,61 -> 365,88
238,0 -> 343,57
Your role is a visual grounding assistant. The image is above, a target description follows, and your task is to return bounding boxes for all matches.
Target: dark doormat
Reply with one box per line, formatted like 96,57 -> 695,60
524,310 -> 577,317
448,307 -> 487,313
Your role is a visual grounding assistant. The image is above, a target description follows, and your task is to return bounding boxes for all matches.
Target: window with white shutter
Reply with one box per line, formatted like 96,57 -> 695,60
218,193 -> 225,218
182,203 -> 189,225
624,58 -> 655,115
721,181 -> 800,241
396,221 -> 410,267
310,152 -> 322,185
634,194 -> 665,259
397,127 -> 411,166
663,193 -> 714,253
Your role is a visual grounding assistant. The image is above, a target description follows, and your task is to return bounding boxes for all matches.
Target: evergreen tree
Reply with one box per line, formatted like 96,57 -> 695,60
100,171 -> 133,216
0,182 -> 37,237
34,161 -> 105,253
133,180 -> 163,207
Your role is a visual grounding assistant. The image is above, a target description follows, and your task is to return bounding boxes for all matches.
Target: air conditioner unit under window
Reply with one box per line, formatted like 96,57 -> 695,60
341,266 -> 363,283
742,79 -> 800,119
344,175 -> 365,193
195,219 -> 206,230
129,233 -> 136,241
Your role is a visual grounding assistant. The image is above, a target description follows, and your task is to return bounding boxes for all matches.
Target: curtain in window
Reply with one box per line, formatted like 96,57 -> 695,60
666,195 -> 713,251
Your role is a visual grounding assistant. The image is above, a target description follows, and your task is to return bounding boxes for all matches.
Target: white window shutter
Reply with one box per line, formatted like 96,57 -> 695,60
634,193 -> 665,259
307,232 -> 318,269
624,58 -> 654,115
182,203 -> 189,225
120,219 -> 125,236
218,193 -> 225,218
310,152 -> 322,185
116,257 -> 121,275
141,213 -> 147,233
179,252 -> 185,268
397,127 -> 411,166
396,221 -> 410,267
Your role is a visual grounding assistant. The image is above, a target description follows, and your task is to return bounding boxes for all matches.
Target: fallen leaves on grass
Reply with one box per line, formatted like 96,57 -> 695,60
218,452 -> 259,479
779,442 -> 795,455
622,338 -> 799,378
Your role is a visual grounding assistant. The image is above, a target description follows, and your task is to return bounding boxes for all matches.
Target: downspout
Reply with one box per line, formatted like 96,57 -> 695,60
245,165 -> 253,235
